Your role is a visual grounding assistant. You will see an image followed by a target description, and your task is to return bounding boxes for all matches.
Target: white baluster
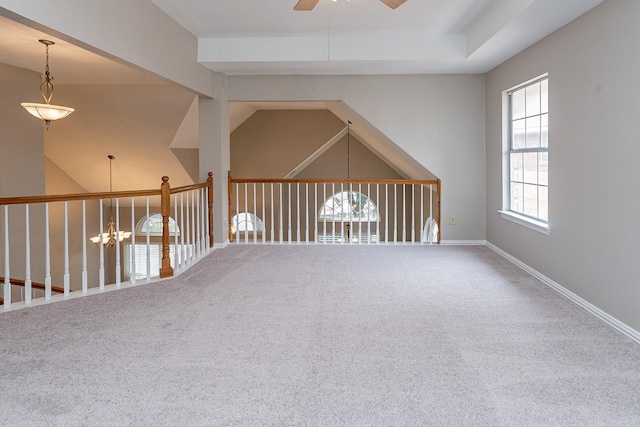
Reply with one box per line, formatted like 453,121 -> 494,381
3,206 -> 11,307
201,188 -> 206,254
358,183 -> 362,244
393,185 -> 398,243
429,184 -> 434,245
402,184 -> 406,244
180,192 -> 185,268
288,183 -> 292,243
296,183 -> 300,243
411,184 -> 415,244
45,203 -> 52,299
64,201 -> 70,295
98,200 -> 104,290
270,183 -> 275,243
115,198 -> 121,287
82,200 -> 88,292
173,194 -> 179,273
244,183 -> 248,244
376,183 -> 380,244
340,183 -> 345,243
235,183 -> 239,244
131,197 -> 136,283
420,185 -> 424,245
385,184 -> 389,244
146,196 -> 151,279
367,183 -> 371,244
279,183 -> 283,243
314,183 -> 318,244
253,183 -> 257,244
191,190 -> 196,257
25,205 -> 32,304
262,183 -> 266,244
305,183 -> 309,243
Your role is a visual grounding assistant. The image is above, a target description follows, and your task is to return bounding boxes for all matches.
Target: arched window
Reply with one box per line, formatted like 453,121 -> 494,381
124,214 -> 183,281
135,213 -> 179,236
319,191 -> 379,222
231,212 -> 264,232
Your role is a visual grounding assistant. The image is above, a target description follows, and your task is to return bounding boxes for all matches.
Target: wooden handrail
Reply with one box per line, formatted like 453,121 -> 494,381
229,177 -> 440,186
1,173 -> 215,299
0,189 -> 161,206
0,277 -> 67,294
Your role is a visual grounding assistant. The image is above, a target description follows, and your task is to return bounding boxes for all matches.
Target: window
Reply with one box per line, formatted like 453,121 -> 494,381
318,191 -> 379,243
231,212 -> 264,232
319,191 -> 379,222
123,214 -> 183,280
136,213 -> 179,236
505,76 -> 548,229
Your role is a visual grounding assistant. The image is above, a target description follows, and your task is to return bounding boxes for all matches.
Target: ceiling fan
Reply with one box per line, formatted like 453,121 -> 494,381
294,0 -> 407,11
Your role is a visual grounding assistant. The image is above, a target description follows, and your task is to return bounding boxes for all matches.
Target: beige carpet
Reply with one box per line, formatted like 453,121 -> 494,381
1,245 -> 639,426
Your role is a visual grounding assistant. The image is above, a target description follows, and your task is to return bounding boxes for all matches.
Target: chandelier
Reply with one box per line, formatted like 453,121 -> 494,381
21,39 -> 74,128
90,155 -> 132,246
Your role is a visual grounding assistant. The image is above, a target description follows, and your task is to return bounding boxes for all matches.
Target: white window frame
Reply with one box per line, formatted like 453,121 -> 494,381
500,74 -> 550,235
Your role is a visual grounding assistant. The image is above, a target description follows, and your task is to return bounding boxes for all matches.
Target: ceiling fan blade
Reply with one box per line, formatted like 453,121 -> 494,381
294,0 -> 320,11
380,0 -> 407,9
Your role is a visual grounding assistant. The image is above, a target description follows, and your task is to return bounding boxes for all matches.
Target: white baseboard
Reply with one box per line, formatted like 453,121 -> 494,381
440,240 -> 487,246
214,240 -> 230,249
486,241 -> 640,345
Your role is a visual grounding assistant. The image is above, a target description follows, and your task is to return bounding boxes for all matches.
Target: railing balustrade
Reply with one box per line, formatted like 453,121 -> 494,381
228,174 -> 440,245
0,173 -> 214,309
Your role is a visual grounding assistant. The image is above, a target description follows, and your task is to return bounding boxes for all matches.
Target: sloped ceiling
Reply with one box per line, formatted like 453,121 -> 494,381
44,84 -> 196,193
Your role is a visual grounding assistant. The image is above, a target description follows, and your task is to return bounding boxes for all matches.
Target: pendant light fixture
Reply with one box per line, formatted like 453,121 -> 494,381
21,39 -> 74,128
90,155 -> 132,247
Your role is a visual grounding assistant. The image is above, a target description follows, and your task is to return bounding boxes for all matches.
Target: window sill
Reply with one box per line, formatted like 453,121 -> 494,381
498,210 -> 549,235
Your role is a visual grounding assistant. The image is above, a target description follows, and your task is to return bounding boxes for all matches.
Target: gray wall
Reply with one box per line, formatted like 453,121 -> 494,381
0,62 -> 47,295
486,0 -> 640,331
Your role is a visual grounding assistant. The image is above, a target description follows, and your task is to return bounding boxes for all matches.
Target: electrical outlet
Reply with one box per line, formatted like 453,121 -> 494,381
449,215 -> 456,225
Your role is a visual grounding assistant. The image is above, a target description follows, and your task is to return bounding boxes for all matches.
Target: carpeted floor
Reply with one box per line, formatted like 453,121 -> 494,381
1,245 -> 640,426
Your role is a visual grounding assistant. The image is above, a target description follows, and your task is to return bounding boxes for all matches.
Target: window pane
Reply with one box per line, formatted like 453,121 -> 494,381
538,152 -> 548,186
510,182 -> 523,213
523,153 -> 538,184
510,152 -> 523,182
511,89 -> 525,120
526,82 -> 541,116
526,115 -> 541,148
523,184 -> 538,217
541,79 -> 548,113
512,119 -> 526,149
539,186 -> 548,221
541,113 -> 548,148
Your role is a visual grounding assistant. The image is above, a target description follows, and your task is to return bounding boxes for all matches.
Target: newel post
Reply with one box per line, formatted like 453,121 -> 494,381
207,172 -> 214,248
160,176 -> 174,278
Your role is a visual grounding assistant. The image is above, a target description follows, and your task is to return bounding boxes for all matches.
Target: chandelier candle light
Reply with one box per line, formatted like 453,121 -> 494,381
90,155 -> 132,247
21,39 -> 74,128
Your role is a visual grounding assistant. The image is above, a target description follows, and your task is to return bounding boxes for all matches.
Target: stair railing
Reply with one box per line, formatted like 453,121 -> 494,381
228,173 -> 440,245
0,172 -> 214,309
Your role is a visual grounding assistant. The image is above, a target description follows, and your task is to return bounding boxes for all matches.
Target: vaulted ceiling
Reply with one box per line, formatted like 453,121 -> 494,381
0,0 -> 603,191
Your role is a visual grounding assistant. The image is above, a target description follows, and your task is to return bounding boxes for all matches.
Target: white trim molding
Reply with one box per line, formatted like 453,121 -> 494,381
440,240 -> 487,245
486,241 -> 640,345
499,210 -> 549,235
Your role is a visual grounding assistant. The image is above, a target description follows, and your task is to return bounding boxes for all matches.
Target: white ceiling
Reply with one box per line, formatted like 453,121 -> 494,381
152,0 -> 604,76
0,0 -> 604,82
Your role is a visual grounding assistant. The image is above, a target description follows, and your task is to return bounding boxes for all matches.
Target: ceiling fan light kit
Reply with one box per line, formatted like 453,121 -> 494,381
294,0 -> 406,11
